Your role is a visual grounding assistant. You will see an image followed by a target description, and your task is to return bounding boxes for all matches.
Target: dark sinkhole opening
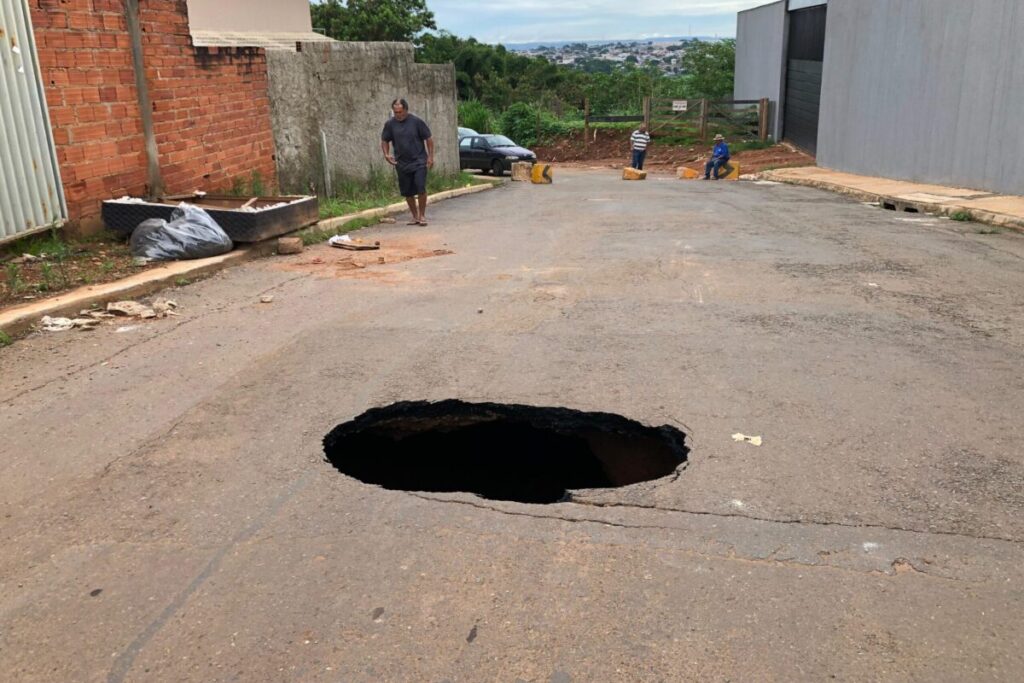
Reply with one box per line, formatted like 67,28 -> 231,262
323,400 -> 689,504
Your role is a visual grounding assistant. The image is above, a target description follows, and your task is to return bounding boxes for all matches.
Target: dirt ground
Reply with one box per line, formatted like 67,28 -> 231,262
2,170 -> 1024,681
272,235 -> 454,284
0,238 -> 151,310
533,129 -> 814,173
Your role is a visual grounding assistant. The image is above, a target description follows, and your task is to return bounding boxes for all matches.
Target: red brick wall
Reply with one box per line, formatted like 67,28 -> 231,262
31,0 -> 278,230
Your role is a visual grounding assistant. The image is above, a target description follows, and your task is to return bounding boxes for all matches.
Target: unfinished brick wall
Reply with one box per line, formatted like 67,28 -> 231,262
31,0 -> 278,231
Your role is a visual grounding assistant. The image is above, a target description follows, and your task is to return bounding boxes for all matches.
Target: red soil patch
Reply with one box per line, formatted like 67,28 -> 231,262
533,129 -> 814,175
270,234 -> 453,282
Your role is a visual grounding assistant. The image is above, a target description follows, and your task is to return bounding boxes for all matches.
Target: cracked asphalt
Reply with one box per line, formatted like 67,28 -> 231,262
2,170 -> 1023,681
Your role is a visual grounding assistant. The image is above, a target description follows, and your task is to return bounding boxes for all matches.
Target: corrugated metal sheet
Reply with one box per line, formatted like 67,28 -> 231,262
0,0 -> 66,243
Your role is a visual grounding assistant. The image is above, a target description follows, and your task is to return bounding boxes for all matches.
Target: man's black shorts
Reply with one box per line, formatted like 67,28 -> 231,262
397,166 -> 427,197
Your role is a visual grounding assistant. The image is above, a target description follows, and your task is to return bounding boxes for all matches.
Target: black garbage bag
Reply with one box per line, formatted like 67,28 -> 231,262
130,204 -> 233,261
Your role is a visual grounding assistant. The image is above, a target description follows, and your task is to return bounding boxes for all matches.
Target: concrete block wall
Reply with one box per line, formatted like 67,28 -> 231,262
30,0 -> 277,231
266,41 -> 458,194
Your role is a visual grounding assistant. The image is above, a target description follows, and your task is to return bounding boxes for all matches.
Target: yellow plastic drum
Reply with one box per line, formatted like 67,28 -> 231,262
531,163 -> 553,184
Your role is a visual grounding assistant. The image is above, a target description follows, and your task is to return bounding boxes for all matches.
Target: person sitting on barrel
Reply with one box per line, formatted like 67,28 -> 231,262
704,134 -> 731,180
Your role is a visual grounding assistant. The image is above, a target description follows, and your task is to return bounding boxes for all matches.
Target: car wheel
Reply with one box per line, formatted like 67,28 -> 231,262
491,160 -> 505,177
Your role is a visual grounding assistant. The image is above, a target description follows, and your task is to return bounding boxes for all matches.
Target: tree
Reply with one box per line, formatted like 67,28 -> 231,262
309,0 -> 436,43
679,39 -> 735,99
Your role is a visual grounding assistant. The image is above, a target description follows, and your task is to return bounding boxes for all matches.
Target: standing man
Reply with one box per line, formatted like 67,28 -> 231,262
630,124 -> 651,170
381,98 -> 435,225
704,133 -> 731,180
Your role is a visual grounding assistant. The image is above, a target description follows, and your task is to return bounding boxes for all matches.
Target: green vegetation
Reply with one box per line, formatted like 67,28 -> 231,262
1,224 -> 141,305
303,170 -> 483,246
950,211 -> 973,222
4,263 -> 22,295
39,262 -> 56,292
300,215 -> 382,247
311,0 -> 436,43
678,41 -> 737,100
228,171 -> 267,198
417,32 -> 734,120
498,103 -> 570,148
0,331 -> 12,347
319,170 -> 477,219
457,100 -> 494,134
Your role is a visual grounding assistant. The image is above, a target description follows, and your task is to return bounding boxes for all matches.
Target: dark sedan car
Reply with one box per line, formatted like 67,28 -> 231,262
459,134 -> 536,176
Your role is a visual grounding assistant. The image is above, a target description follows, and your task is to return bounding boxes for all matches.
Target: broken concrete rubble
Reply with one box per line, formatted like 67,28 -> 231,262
277,237 -> 304,255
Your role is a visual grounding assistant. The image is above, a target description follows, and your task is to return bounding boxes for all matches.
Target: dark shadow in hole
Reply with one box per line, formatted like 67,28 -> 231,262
324,400 -> 689,504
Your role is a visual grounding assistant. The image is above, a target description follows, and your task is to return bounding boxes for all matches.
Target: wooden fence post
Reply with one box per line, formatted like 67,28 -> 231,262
699,98 -> 709,141
759,98 -> 769,142
584,98 -> 590,149
643,96 -> 651,129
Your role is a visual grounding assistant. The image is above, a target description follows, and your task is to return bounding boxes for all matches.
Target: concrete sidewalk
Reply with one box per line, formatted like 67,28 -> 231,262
763,166 -> 1024,231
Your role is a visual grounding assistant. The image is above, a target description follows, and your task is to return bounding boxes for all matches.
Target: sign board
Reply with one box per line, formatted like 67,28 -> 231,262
672,100 -> 688,112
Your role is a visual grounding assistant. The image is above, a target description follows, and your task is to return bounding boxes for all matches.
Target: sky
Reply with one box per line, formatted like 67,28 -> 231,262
428,0 -> 769,44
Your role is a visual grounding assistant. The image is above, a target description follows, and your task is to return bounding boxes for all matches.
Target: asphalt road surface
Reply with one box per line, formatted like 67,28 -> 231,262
2,170 -> 1023,681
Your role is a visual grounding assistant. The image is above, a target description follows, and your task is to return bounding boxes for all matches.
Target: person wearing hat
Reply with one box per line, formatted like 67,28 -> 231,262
704,134 -> 731,180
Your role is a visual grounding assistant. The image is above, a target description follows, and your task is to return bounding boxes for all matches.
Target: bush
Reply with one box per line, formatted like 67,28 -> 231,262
458,100 -> 494,133
499,102 -> 571,148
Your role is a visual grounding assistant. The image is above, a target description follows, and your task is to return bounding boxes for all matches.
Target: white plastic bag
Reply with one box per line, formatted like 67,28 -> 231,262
130,204 -> 233,261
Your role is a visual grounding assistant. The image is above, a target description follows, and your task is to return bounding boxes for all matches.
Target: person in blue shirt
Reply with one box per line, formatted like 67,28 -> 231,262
704,134 -> 731,180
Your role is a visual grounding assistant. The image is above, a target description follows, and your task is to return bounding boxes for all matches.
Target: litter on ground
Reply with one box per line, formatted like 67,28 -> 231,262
732,433 -> 763,446
329,234 -> 381,251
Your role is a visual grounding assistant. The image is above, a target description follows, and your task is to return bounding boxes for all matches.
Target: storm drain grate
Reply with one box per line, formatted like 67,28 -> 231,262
324,400 -> 688,504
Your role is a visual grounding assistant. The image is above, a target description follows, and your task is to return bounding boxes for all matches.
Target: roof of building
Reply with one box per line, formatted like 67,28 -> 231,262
190,30 -> 334,51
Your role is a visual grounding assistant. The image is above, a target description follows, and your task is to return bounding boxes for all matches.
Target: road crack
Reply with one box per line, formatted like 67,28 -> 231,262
572,499 -> 1023,545
404,493 -> 971,581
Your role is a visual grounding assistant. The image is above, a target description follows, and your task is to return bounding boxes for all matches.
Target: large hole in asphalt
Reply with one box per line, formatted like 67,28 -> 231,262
324,400 -> 689,504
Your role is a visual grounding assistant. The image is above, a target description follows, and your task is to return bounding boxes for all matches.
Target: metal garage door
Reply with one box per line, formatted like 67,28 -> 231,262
0,0 -> 66,244
783,4 -> 827,155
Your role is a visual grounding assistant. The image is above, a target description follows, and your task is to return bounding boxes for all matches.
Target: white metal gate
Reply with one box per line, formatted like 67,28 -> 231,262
0,0 -> 66,244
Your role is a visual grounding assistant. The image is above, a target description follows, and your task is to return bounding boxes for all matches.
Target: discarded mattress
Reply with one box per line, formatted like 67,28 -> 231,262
103,194 -> 319,243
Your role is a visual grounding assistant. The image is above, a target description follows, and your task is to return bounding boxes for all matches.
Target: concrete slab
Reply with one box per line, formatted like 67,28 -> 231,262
2,172 -> 1023,681
763,167 -> 1024,231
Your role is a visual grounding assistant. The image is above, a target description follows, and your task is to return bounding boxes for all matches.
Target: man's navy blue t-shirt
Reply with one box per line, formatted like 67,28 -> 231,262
382,114 -> 432,173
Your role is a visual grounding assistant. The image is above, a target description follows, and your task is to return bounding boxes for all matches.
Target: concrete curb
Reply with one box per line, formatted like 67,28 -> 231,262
759,171 -> 1024,233
0,179 -> 502,339
312,178 -> 502,234
0,248 -> 259,338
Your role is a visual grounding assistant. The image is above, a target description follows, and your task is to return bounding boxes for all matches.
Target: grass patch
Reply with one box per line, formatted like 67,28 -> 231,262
227,171 -> 268,198
2,226 -> 146,308
974,226 -> 1003,235
0,331 -> 11,347
730,139 -> 773,153
319,171 -> 479,220
950,210 -> 973,222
